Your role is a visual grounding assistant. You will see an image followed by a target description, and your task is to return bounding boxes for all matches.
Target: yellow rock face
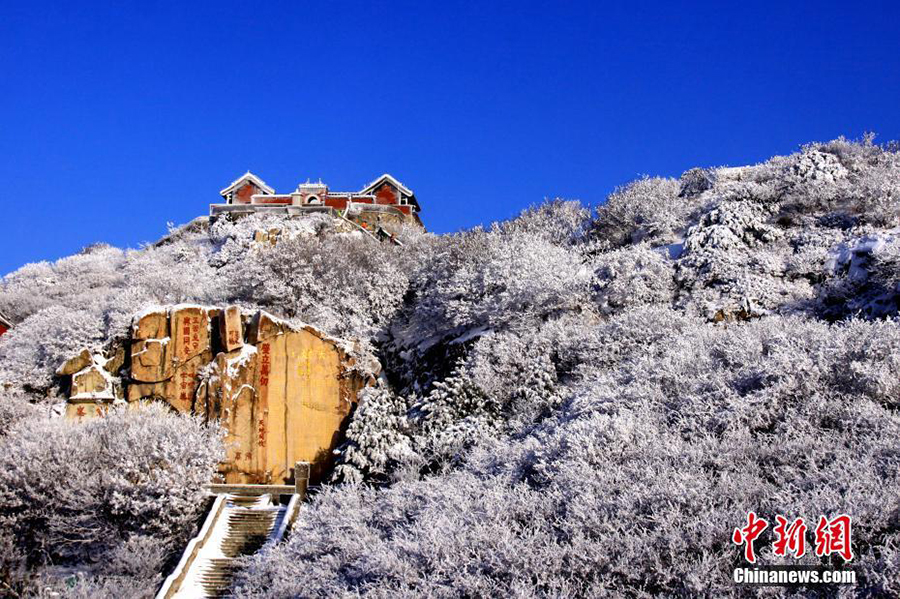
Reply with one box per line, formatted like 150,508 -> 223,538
219,305 -> 243,352
64,306 -> 371,486
201,346 -> 260,482
126,351 -> 211,413
131,309 -> 173,383
125,306 -> 214,410
133,309 -> 168,340
202,314 -> 365,485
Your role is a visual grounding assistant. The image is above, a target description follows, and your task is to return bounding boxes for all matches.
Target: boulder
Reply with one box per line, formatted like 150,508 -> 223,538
130,309 -> 172,382
71,365 -> 116,400
104,344 -> 126,375
57,349 -> 93,376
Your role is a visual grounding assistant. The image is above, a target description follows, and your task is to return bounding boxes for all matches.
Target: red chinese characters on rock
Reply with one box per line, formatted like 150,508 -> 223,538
733,512 -> 769,563
180,315 -> 202,356
191,316 -> 200,352
815,514 -> 854,561
182,321 -> 192,355
73,404 -> 104,420
179,369 -> 196,403
257,342 -> 271,450
259,343 -> 270,387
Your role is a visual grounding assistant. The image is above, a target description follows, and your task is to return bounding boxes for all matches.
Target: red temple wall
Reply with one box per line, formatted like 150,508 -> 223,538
234,182 -> 260,204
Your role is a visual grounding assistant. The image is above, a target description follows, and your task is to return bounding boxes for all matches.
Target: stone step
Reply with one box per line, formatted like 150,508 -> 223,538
165,493 -> 294,598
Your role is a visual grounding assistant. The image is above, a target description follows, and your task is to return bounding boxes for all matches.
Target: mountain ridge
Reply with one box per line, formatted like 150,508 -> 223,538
1,136 -> 899,596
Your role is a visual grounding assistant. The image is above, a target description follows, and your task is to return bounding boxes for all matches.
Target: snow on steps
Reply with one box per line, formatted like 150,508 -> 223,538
157,492 -> 301,599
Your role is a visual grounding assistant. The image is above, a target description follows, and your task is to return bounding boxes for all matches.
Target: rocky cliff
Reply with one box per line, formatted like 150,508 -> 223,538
59,305 -> 377,484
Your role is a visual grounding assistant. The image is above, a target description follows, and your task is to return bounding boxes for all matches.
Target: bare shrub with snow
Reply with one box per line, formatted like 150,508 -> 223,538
0,306 -> 106,392
0,244 -> 127,324
592,243 -> 675,314
0,392 -> 40,435
232,137 -> 900,597
333,382 -> 413,484
218,227 -> 415,340
496,199 -> 592,247
392,227 -> 593,350
591,176 -> 689,248
0,404 -> 222,587
781,136 -> 900,227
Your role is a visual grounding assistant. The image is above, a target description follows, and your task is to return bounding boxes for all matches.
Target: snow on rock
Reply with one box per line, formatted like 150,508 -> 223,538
826,233 -> 899,281
223,343 -> 258,379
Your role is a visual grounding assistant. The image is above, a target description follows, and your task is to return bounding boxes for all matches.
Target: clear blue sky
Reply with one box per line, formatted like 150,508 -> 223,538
2,1 -> 899,276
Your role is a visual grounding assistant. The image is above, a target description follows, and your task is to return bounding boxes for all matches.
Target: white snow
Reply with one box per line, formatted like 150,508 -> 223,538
224,344 -> 258,379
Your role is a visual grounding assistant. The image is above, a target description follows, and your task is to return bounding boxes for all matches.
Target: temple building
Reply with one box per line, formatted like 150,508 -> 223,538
211,172 -> 424,232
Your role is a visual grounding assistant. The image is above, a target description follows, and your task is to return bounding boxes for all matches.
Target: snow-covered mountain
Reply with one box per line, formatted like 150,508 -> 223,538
1,136 -> 899,597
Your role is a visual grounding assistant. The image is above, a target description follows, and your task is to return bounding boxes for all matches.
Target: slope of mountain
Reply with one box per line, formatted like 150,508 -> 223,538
1,137 -> 899,597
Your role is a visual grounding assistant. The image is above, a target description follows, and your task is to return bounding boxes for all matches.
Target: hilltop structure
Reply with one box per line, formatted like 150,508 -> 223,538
211,172 -> 424,232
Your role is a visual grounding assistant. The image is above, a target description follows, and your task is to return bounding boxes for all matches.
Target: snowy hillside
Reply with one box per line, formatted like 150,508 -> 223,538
1,137 -> 900,596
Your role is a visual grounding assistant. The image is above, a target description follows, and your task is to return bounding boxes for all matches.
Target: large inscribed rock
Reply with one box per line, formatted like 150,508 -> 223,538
62,306 -> 372,485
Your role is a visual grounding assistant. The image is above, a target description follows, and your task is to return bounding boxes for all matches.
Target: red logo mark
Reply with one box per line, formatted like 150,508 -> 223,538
773,516 -> 807,558
733,511 -> 769,563
814,514 -> 853,561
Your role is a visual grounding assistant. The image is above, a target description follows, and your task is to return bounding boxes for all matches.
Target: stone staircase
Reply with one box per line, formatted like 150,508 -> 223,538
159,493 -> 299,598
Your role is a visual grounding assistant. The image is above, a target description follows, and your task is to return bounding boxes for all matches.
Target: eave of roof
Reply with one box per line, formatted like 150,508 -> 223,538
219,171 -> 276,197
360,173 -> 414,197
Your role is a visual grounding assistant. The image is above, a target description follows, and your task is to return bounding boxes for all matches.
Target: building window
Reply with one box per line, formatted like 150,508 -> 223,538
307,195 -> 321,205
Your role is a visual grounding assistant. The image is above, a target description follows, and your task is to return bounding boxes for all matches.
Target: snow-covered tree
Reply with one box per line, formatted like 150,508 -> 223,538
0,405 -> 222,585
333,383 -> 413,483
591,175 -> 688,248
